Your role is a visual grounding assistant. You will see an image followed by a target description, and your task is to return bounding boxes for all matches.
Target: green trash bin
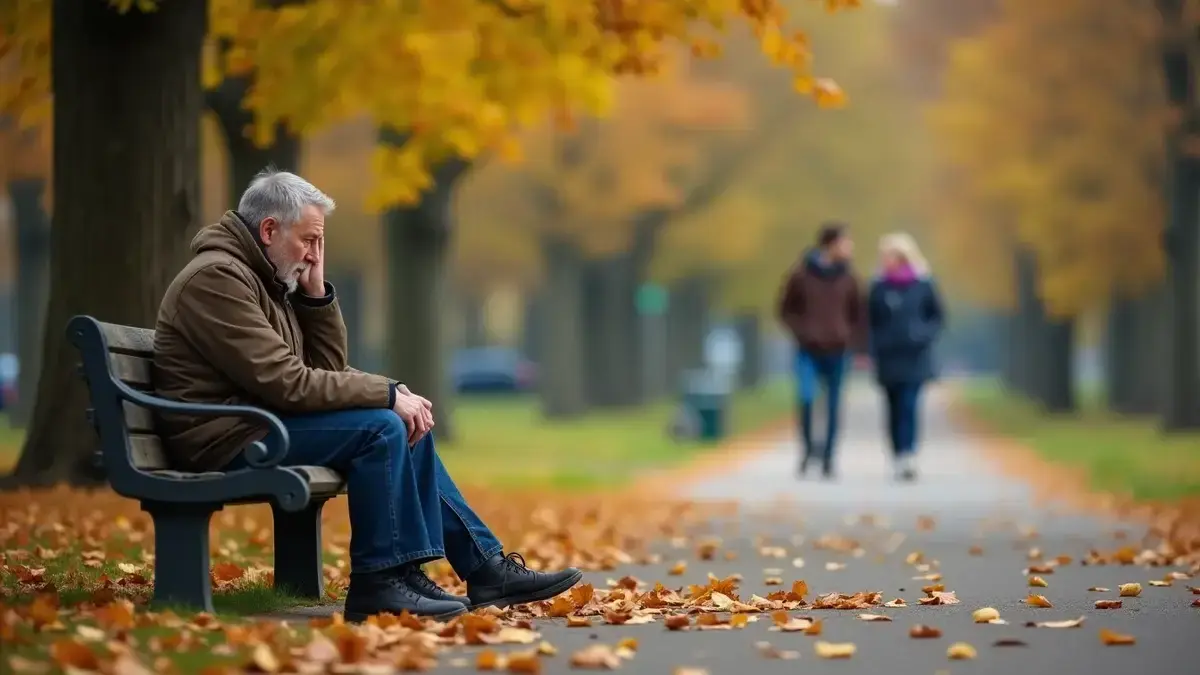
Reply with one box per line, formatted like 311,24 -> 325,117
680,370 -> 732,443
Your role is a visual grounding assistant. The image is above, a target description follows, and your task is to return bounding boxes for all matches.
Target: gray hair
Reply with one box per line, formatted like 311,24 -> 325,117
237,167 -> 336,229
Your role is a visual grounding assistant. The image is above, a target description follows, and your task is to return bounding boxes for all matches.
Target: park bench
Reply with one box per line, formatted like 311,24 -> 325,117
67,314 -> 346,613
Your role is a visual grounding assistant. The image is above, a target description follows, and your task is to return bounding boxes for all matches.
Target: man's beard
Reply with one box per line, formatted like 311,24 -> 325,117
267,249 -> 306,294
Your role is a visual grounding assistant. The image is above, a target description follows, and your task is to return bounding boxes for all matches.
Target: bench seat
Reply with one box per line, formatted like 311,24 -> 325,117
68,314 -> 348,613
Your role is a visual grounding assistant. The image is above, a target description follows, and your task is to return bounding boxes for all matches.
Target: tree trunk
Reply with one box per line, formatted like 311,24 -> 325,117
327,269 -> 366,368
538,237 -> 588,419
734,313 -> 763,390
1011,248 -> 1046,402
581,255 -> 639,408
461,294 -> 488,349
520,291 -> 544,363
1000,311 -> 1021,392
6,0 -> 206,487
207,76 -> 301,199
1104,295 -> 1136,413
9,178 -> 50,429
666,276 -> 711,394
379,138 -> 468,443
1123,285 -> 1170,415
1162,152 -> 1200,429
1158,8 -> 1200,430
1040,317 -> 1076,413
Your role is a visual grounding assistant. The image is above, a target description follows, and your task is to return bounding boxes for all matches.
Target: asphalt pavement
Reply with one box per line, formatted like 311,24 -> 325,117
276,382 -> 1199,674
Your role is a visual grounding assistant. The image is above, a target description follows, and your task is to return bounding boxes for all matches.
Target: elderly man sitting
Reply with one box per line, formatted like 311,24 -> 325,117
152,168 -> 581,621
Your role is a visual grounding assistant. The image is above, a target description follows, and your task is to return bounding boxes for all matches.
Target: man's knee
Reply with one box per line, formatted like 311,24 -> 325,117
348,408 -> 407,444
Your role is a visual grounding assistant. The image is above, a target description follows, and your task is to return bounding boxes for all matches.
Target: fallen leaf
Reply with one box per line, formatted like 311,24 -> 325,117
1094,600 -> 1122,609
909,624 -> 942,639
667,561 -> 687,576
884,598 -> 906,607
947,642 -> 977,660
972,607 -> 1000,623
857,613 -> 892,622
754,641 -> 801,660
1023,594 -> 1053,608
918,591 -> 959,606
825,562 -> 846,571
569,645 -> 622,669
507,651 -> 542,674
1119,583 -> 1142,597
968,545 -> 984,556
1148,580 -> 1170,587
1088,587 -> 1110,592
814,641 -> 855,659
1099,628 -> 1135,646
1028,576 -> 1048,588
993,638 -> 1028,647
1027,616 -> 1086,629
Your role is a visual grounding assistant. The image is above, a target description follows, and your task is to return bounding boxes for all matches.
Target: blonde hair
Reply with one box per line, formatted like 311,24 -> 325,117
879,232 -> 930,276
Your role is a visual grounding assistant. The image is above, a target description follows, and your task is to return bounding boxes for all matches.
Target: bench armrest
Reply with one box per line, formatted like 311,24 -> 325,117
115,382 -> 290,469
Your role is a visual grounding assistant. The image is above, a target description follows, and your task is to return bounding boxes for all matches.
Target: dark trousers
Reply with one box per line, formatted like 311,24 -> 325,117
794,348 -> 848,463
225,409 -> 503,577
883,382 -> 923,457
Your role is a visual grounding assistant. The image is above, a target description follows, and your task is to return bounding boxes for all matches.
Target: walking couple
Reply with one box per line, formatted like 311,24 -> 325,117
776,222 -> 945,482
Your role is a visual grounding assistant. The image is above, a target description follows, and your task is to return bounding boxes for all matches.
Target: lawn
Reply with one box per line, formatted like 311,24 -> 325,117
0,380 -> 794,491
958,380 -> 1200,502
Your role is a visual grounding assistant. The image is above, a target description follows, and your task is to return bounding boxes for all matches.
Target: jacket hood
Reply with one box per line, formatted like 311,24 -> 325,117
190,210 -> 289,298
803,248 -> 849,279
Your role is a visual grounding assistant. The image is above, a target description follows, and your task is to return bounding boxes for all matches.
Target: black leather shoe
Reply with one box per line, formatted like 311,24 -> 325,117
465,552 -> 583,611
403,565 -> 468,605
344,570 -> 468,622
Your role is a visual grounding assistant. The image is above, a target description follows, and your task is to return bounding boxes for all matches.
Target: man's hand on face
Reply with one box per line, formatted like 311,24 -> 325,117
298,237 -> 326,297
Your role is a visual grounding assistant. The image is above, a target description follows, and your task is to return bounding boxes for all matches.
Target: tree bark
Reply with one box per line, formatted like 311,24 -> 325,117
666,275 -> 711,394
1040,317 -> 1076,413
520,291 -> 544,364
379,135 -> 469,443
461,293 -> 488,349
207,76 -> 301,199
734,313 -> 763,389
1157,1 -> 1200,430
1104,295 -> 1136,413
581,255 -> 639,408
539,237 -> 588,419
1010,248 -> 1046,402
8,178 -> 50,429
6,0 -> 206,487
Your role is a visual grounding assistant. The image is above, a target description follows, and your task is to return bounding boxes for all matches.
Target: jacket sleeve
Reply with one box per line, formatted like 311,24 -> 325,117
776,270 -> 804,337
292,281 -> 350,371
171,264 -> 394,413
912,280 -> 946,345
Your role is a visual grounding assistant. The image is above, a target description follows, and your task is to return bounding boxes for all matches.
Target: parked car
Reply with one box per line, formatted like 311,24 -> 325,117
451,347 -> 537,394
0,353 -> 17,413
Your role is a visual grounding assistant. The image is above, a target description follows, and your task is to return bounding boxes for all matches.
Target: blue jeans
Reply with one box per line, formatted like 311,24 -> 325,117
794,349 -> 848,462
883,382 -> 923,457
224,409 -> 503,577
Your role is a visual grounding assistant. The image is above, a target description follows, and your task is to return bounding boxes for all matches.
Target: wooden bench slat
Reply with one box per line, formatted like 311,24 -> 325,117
108,353 -> 153,387
123,402 -> 155,433
98,321 -> 155,355
129,433 -> 170,470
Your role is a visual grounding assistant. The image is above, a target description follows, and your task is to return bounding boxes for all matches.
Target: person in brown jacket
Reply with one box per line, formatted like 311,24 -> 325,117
776,222 -> 866,479
154,169 -> 581,622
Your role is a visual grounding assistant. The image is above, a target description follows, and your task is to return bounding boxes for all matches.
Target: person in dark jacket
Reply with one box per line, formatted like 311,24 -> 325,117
867,232 -> 945,482
777,222 -> 865,479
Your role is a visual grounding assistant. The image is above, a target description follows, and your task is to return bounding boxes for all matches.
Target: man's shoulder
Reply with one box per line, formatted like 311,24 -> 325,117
171,250 -> 256,293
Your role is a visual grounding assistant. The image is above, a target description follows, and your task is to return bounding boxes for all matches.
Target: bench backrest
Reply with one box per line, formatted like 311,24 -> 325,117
82,321 -> 171,472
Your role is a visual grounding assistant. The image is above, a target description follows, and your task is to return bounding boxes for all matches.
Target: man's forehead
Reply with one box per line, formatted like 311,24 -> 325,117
296,205 -> 325,236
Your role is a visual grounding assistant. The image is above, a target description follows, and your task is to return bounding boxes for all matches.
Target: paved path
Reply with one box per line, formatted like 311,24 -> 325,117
280,381 -> 1198,674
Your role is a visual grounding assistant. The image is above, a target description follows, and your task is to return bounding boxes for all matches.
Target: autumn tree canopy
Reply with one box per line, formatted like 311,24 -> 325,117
3,0 -> 861,214
926,0 -> 1166,315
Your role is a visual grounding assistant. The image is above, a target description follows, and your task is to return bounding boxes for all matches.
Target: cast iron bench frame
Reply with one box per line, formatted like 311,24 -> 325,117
67,314 -> 347,613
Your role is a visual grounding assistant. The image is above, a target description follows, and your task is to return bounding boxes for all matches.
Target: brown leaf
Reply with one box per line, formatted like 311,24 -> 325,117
857,613 -> 892,622
664,614 -> 690,631
1027,616 -> 1085,629
1023,594 -> 1053,608
909,624 -> 942,639
1099,628 -> 1135,646
210,561 -> 245,584
667,561 -> 687,575
993,638 -> 1028,647
1094,600 -> 1122,609
49,639 -> 100,671
569,645 -> 623,669
918,591 -> 959,606
507,651 -> 542,674
946,642 -> 976,660
1028,576 -> 1048,588
1118,583 -> 1142,597
566,615 -> 592,628
814,641 -> 855,659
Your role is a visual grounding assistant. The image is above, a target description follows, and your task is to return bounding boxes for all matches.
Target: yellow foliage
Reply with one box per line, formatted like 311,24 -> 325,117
5,0 -> 859,211
926,0 -> 1166,315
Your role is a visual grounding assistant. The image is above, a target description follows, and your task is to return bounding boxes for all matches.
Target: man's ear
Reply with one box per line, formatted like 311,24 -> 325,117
259,217 -> 277,245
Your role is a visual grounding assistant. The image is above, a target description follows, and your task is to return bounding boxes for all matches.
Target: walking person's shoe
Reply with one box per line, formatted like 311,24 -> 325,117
402,564 -> 470,605
894,455 -> 918,482
798,453 -> 814,477
465,552 -> 583,611
344,567 -> 470,623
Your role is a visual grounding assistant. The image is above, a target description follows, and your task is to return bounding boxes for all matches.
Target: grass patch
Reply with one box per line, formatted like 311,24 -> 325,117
439,379 -> 792,490
0,380 -> 794,490
959,380 -> 1200,501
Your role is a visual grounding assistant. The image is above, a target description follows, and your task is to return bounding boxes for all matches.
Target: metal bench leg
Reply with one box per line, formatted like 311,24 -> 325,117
142,501 -> 221,613
271,498 -> 328,599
